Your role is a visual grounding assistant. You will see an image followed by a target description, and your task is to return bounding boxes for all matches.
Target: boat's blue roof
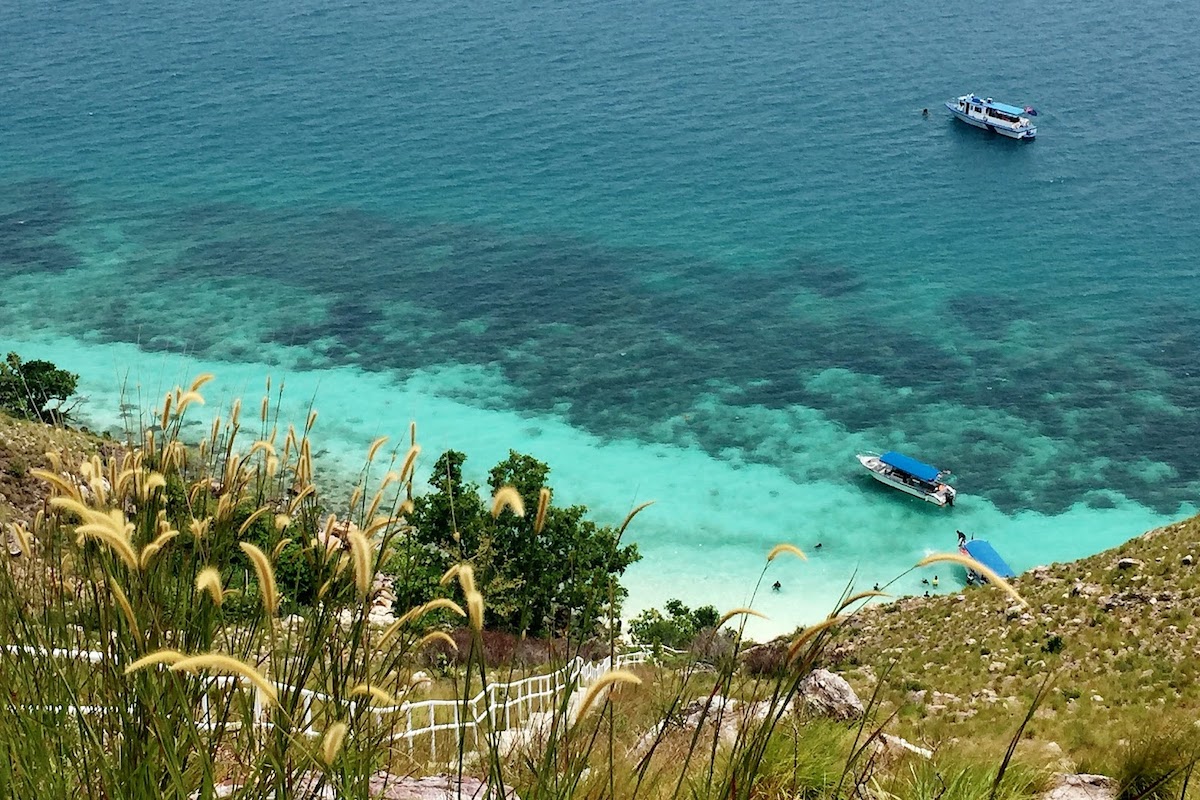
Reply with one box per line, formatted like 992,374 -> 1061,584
963,96 -> 1028,117
879,451 -> 942,483
988,101 -> 1027,116
963,540 -> 1015,578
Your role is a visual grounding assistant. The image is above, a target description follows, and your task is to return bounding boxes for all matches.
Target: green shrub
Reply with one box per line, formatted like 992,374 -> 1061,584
0,352 -> 78,423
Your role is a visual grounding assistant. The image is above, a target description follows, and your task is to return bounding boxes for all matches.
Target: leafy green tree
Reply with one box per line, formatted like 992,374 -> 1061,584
407,449 -> 640,637
0,352 -> 78,423
629,598 -> 720,649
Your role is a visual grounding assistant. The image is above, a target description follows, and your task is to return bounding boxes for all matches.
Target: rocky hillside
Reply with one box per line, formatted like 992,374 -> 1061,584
832,514 -> 1200,771
0,413 -> 114,532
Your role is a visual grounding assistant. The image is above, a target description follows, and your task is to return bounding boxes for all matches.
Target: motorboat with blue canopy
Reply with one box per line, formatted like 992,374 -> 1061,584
960,539 -> 1015,585
856,450 -> 956,506
945,93 -> 1037,140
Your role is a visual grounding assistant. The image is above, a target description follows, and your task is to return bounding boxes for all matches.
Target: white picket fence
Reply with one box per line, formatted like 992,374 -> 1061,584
4,643 -> 652,760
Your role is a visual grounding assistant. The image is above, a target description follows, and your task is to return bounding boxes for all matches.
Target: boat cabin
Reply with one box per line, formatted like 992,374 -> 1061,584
946,93 -> 1037,139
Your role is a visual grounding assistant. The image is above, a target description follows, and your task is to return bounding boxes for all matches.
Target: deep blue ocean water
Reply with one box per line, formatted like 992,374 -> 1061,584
3,0 -> 1198,636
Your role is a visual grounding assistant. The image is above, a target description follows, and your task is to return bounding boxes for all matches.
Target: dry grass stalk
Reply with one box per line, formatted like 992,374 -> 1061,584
349,684 -> 397,705
347,531 -> 373,597
169,654 -> 279,706
575,669 -> 642,719
786,616 -> 843,663
466,591 -> 485,632
124,649 -> 186,674
767,543 -> 807,562
916,552 -> 1028,607
490,486 -> 524,519
367,436 -> 389,463
716,607 -> 767,629
238,542 -> 279,616
534,487 -> 551,534
320,722 -> 347,766
195,567 -> 224,606
108,578 -> 141,640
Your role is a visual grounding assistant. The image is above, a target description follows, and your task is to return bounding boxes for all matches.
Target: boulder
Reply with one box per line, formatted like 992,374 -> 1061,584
798,669 -> 863,721
1116,558 -> 1143,570
1040,773 -> 1117,800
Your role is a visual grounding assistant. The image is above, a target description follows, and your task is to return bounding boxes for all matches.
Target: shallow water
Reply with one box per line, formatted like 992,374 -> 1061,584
3,0 -> 1197,638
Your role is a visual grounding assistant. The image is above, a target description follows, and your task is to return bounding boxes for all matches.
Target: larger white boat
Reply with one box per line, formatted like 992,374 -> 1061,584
946,94 -> 1037,140
857,451 -> 956,506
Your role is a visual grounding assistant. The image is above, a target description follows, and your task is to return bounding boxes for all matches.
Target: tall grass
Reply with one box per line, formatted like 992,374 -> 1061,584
0,375 -> 1111,799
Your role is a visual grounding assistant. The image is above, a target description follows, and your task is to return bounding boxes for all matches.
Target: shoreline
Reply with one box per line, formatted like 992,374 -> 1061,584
5,331 -> 1194,642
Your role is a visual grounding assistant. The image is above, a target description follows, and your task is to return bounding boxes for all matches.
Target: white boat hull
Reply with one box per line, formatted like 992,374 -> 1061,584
857,454 -> 956,507
945,101 -> 1036,140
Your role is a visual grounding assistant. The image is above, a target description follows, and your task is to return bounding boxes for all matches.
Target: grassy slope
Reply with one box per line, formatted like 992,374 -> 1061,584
0,412 -> 114,526
832,515 -> 1200,772
4,411 -> 1198,780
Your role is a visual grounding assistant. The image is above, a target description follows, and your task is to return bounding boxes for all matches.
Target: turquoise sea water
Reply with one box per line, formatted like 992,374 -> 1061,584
3,0 -> 1198,638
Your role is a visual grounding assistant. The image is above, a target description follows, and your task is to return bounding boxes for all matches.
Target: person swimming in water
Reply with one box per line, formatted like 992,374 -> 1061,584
772,580 -> 781,592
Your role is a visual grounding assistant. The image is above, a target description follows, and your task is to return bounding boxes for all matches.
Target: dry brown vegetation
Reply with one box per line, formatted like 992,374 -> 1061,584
831,515 -> 1200,775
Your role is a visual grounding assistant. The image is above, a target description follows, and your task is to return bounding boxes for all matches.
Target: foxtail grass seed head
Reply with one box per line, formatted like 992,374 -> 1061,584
365,491 -> 384,525
196,567 -> 225,606
381,598 -> 467,648
767,543 -> 807,562
534,488 -> 550,534
836,590 -> 889,614
260,395 -> 270,424
917,552 -> 1028,607
398,445 -> 421,484
32,469 -> 82,501
170,654 -> 278,706
271,538 -> 293,560
348,531 -> 373,597
76,521 -> 139,572
466,590 -> 485,632
439,563 -> 476,596
190,373 -> 216,393
230,398 -> 242,428
189,517 -> 212,539
306,409 -> 318,431
108,578 -> 141,640
7,523 -> 32,556
417,631 -> 458,653
239,542 -> 279,616
237,507 -> 272,538
617,501 -> 655,539
291,484 -> 316,513
716,607 -> 767,629
140,471 -> 166,502
175,390 -> 205,415
161,393 -> 173,430
320,722 -> 347,766
247,439 -> 275,460
349,684 -> 397,705
367,436 -> 389,463
575,670 -> 642,719
490,486 -> 525,519
274,513 -> 291,532
124,649 -> 186,675
786,616 -> 843,664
